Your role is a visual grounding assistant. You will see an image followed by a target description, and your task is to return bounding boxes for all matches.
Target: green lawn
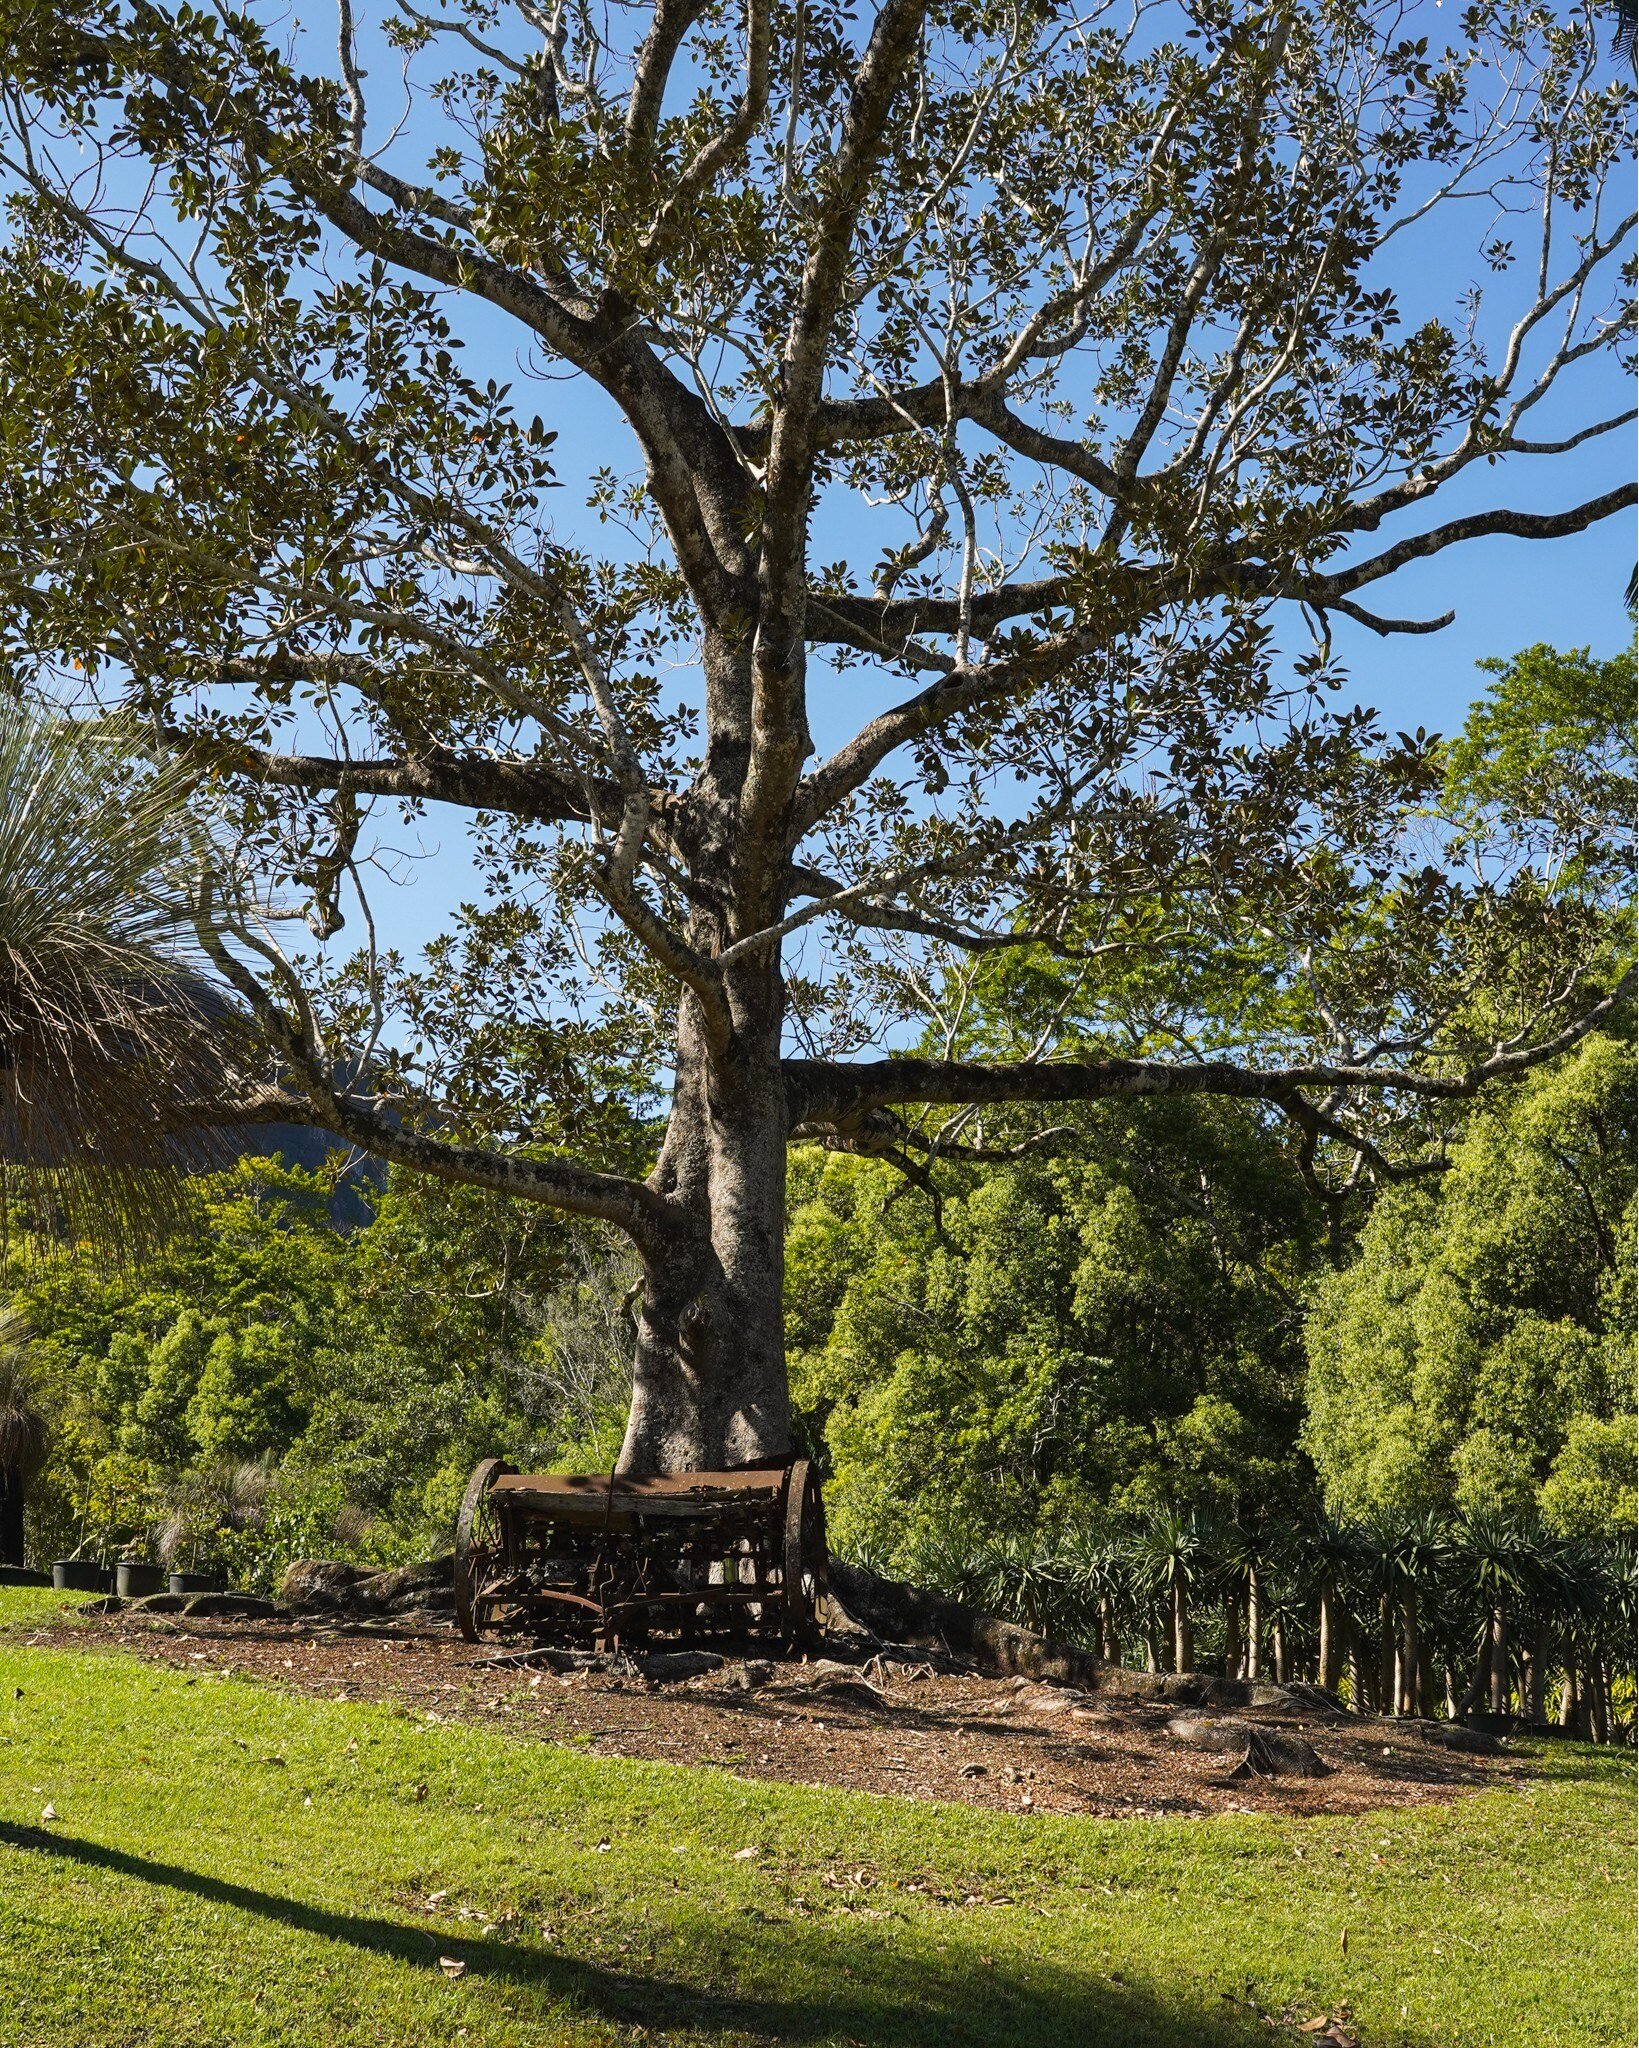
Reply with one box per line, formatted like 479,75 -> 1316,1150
0,1589 -> 1630,2048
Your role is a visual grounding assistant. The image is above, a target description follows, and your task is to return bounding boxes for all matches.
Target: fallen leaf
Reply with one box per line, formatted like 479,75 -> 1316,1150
733,1846 -> 758,1860
1299,2021 -> 1329,2035
426,1889 -> 449,1905
39,1804 -> 56,1824
438,1955 -> 466,1980
415,1784 -> 428,1802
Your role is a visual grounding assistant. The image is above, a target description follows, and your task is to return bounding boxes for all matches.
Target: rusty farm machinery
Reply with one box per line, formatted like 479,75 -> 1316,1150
453,1457 -> 829,1652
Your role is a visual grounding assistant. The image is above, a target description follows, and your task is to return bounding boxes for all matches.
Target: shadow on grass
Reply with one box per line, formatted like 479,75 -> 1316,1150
3,1821 -> 1274,2047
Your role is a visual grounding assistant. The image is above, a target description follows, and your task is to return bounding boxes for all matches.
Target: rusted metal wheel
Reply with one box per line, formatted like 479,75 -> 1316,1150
781,1459 -> 828,1646
454,1456 -> 511,1642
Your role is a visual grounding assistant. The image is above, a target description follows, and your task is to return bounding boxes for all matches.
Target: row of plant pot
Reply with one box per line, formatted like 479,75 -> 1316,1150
51,1560 -> 224,1598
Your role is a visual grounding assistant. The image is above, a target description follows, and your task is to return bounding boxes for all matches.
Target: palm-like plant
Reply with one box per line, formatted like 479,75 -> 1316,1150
1129,1507 -> 1225,1674
1449,1509 -> 1549,1718
1058,1526 -> 1135,1661
1215,1518 -> 1277,1681
1551,1531 -> 1637,1741
1287,1515 -> 1367,1696
0,700 -> 245,1255
0,1311 -> 48,1567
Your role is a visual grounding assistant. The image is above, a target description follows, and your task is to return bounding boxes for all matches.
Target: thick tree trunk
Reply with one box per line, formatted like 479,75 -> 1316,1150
1458,1621 -> 1492,1722
1223,1589 -> 1243,1679
1489,1609 -> 1509,1715
1589,1658 -> 1610,1745
1378,1594 -> 1397,1713
1526,1623 -> 1549,1724
619,978 -> 793,1473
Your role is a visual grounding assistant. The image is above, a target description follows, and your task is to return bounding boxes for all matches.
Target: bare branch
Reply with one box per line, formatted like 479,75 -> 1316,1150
784,965 -> 1636,1129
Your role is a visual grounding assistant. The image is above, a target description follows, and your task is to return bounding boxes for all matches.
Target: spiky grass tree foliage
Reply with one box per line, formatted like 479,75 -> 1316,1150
0,1310 -> 48,1566
156,1455 -> 273,1572
0,700 -> 244,1256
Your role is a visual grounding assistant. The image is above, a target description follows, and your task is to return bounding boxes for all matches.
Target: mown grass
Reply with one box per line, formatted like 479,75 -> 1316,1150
0,1588 -> 1630,2048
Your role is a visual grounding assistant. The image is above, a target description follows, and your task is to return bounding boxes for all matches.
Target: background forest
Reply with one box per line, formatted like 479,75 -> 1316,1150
4,645 -> 1634,1696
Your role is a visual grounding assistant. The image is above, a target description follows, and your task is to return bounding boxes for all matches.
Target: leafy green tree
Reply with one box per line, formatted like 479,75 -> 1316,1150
1540,1416 -> 1639,1540
125,1310 -> 213,1465
1445,643 -> 1635,868
6,1161 -> 353,1557
184,1323 -> 304,1464
4,1153 -> 637,1563
790,1095 -> 1321,1561
0,2 -> 1629,1470
1304,1035 -> 1635,1531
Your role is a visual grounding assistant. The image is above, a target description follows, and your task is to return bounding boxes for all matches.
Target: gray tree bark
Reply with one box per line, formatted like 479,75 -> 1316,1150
620,961 -> 795,1471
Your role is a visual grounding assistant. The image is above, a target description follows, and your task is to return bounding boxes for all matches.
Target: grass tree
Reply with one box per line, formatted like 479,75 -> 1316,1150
0,699 -> 256,1256
0,2 -> 1631,1471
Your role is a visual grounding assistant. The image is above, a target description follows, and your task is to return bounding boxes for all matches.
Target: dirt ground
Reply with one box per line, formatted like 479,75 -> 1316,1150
30,1605 -> 1525,1821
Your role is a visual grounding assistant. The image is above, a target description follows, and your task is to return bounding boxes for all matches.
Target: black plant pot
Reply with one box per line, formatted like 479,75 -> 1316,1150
52,1560 -> 115,1594
116,1561 -> 167,1598
167,1571 -> 222,1596
0,1566 -> 50,1588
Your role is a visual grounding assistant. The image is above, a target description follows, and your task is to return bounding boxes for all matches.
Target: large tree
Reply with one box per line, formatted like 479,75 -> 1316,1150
1304,1029 -> 1636,1529
0,0 -> 1632,1469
